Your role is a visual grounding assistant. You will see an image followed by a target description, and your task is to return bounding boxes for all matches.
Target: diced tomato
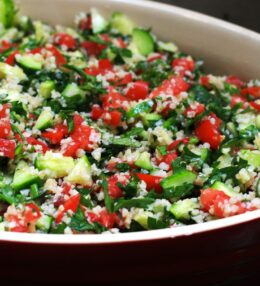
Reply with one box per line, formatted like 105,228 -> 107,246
136,173 -> 163,193
56,193 -> 81,223
73,114 -> 85,128
46,45 -> 67,66
103,110 -> 122,127
195,115 -> 222,150
26,137 -> 49,153
241,86 -> 260,98
184,103 -> 205,117
200,189 -> 230,212
107,174 -> 130,199
0,119 -> 11,139
0,40 -> 12,53
24,203 -> 41,223
125,80 -> 149,101
172,57 -> 195,75
88,209 -> 119,229
62,140 -> 81,157
102,89 -> 128,109
62,182 -> 71,195
167,137 -> 190,151
250,101 -> 260,111
200,189 -> 248,218
199,75 -> 210,88
110,73 -> 133,86
42,124 -> 68,145
53,33 -> 77,50
0,139 -> 16,158
157,151 -> 178,170
147,53 -> 163,62
79,15 -> 92,30
226,75 -> 245,88
91,104 -> 103,120
230,94 -> 247,109
150,76 -> 189,98
5,50 -> 20,66
0,103 -> 10,119
7,215 -> 28,233
81,41 -> 106,57
84,58 -> 113,76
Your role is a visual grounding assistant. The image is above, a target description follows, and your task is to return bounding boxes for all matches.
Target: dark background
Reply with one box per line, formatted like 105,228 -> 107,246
155,0 -> 260,33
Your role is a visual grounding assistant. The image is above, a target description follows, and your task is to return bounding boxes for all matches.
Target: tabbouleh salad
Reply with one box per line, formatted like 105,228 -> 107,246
0,0 -> 259,234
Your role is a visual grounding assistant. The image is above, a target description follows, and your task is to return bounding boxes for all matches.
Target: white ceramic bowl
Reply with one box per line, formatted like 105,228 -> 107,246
1,1 -> 260,283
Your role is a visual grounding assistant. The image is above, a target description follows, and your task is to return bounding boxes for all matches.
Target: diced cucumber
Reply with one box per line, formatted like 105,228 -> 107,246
18,15 -> 34,33
111,12 -> 135,35
133,212 -> 150,229
211,181 -> 236,197
35,152 -> 75,178
141,113 -> 162,127
91,8 -> 108,34
15,54 -> 44,71
36,214 -> 53,232
11,161 -> 41,191
0,0 -> 15,28
62,83 -> 85,105
158,41 -> 178,53
170,198 -> 199,220
66,156 -> 93,186
239,150 -> 260,168
132,28 -> 155,56
35,107 -> 54,130
135,151 -> 153,171
39,80 -> 55,99
217,154 -> 232,169
0,62 -> 27,81
191,147 -> 209,162
161,170 -> 196,190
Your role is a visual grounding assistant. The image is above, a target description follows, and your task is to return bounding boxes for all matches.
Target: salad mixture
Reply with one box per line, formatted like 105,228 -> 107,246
0,0 -> 259,234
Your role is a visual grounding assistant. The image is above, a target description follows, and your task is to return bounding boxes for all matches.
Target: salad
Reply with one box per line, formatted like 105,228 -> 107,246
0,0 -> 259,234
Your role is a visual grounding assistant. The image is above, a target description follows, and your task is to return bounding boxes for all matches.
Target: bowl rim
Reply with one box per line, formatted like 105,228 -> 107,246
1,210 -> 260,244
3,0 -> 260,244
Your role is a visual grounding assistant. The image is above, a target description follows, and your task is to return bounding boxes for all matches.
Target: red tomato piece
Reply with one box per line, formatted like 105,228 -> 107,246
199,76 -> 210,88
56,193 -> 81,223
7,215 -> 28,233
184,103 -> 205,118
85,59 -> 113,76
46,45 -> 67,66
53,33 -> 77,50
73,114 -> 85,128
107,174 -> 130,199
241,87 -> 260,98
167,137 -> 190,151
226,75 -> 245,88
79,15 -> 92,30
91,104 -> 103,120
110,73 -> 133,86
26,137 -> 49,153
42,124 -> 68,145
150,76 -> 189,98
62,140 -> 81,157
102,89 -> 128,109
200,189 -> 230,212
250,101 -> 260,111
157,151 -> 178,170
147,53 -> 163,62
24,203 -> 41,223
81,41 -> 106,57
0,103 -> 10,119
0,139 -> 16,158
0,119 -> 11,139
230,95 -> 247,109
136,173 -> 163,193
172,57 -> 195,75
125,80 -> 149,101
88,209 -> 119,229
103,110 -> 122,127
5,50 -> 20,66
195,116 -> 222,150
